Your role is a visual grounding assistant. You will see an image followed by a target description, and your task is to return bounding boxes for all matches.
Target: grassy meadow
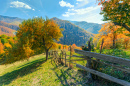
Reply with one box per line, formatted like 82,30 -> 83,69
0,52 -> 91,86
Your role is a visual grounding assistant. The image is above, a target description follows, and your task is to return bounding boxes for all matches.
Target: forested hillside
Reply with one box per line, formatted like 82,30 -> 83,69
0,21 -> 17,36
52,17 -> 93,46
70,21 -> 102,34
0,15 -> 94,46
0,15 -> 23,24
0,26 -> 15,36
0,21 -> 18,30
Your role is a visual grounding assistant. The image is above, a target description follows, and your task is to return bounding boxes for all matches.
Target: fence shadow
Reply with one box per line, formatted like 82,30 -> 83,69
51,63 -> 89,86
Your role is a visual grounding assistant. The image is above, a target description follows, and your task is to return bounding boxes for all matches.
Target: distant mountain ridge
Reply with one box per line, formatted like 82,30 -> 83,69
0,25 -> 15,36
0,15 -> 23,26
0,21 -> 18,30
70,21 -> 102,34
51,17 -> 93,46
0,15 -> 95,46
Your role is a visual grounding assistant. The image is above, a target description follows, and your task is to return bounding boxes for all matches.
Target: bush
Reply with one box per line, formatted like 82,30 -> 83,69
1,38 -> 9,44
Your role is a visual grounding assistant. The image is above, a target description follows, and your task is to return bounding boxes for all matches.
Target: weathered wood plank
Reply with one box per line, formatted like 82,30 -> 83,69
92,59 -> 130,73
76,64 -> 130,86
65,52 -> 66,66
71,55 -> 85,58
70,59 -> 86,61
75,49 -> 130,67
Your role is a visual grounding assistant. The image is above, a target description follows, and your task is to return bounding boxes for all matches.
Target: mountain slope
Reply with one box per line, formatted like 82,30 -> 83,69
0,15 -> 23,24
0,15 -> 93,46
0,21 -> 18,30
70,21 -> 102,34
52,17 -> 93,46
0,26 -> 15,36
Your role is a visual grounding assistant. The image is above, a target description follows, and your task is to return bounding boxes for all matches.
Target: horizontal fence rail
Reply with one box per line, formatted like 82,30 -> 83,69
76,64 -> 130,86
49,49 -> 130,86
75,49 -> 130,67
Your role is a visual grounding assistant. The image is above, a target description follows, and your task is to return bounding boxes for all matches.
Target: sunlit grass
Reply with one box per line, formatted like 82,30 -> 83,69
0,52 -> 89,86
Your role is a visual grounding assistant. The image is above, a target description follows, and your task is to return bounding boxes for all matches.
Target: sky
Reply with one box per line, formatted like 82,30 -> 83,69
0,0 -> 106,24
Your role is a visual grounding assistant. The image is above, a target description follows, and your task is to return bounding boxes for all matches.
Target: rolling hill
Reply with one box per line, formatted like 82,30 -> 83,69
70,21 -> 102,34
0,15 -> 94,46
51,17 -> 93,46
0,15 -> 23,25
0,21 -> 18,36
0,26 -> 15,36
0,21 -> 18,30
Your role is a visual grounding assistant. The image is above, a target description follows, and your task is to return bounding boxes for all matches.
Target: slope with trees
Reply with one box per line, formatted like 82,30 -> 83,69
52,17 -> 93,46
0,15 -> 23,24
0,26 -> 15,36
0,21 -> 19,30
70,21 -> 102,34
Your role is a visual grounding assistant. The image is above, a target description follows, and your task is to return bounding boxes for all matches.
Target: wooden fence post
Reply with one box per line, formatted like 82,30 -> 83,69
60,53 -> 61,63
65,52 -> 66,66
69,45 -> 71,68
86,56 -> 92,80
62,50 -> 63,62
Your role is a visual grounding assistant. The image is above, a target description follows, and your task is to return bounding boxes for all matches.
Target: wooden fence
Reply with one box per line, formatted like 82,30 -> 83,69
49,49 -> 130,86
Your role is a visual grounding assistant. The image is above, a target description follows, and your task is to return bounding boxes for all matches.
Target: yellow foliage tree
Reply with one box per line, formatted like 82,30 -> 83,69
0,40 -> 4,54
17,17 -> 63,60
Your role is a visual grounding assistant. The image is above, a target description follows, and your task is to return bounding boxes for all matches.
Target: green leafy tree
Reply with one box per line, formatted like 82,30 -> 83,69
1,38 -> 8,44
98,0 -> 130,32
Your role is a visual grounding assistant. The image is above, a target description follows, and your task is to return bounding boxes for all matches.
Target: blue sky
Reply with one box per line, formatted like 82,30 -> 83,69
0,0 -> 105,24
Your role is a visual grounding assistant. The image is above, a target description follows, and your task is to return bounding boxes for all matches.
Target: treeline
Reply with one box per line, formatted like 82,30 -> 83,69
93,22 -> 130,50
52,17 -> 93,46
0,17 -> 82,65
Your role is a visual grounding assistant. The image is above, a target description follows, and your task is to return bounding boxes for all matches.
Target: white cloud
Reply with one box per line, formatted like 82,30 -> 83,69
32,9 -> 35,11
76,0 -> 89,8
63,5 -> 102,17
77,0 -> 83,1
62,12 -> 75,17
61,4 -> 105,24
59,0 -> 74,8
10,1 -> 31,9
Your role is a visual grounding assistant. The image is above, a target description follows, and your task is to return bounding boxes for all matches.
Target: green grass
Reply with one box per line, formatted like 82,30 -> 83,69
0,53 -> 91,86
1,49 -> 129,86
95,49 -> 130,59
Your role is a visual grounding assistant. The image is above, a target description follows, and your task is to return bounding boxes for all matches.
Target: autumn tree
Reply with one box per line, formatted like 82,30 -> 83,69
98,0 -> 130,32
99,23 -> 119,48
17,17 -> 63,60
93,22 -> 130,49
0,40 -> 4,54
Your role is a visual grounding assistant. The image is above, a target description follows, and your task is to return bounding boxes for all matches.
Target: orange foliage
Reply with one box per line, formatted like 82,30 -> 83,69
93,22 -> 130,49
0,40 -> 4,54
72,44 -> 82,50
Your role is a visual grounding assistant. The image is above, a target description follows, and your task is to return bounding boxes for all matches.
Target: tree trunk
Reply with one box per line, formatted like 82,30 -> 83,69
113,35 -> 116,49
46,49 -> 49,61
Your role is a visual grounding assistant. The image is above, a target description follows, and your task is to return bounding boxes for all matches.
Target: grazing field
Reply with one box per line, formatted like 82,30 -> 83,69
0,49 -> 129,86
0,53 -> 90,86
